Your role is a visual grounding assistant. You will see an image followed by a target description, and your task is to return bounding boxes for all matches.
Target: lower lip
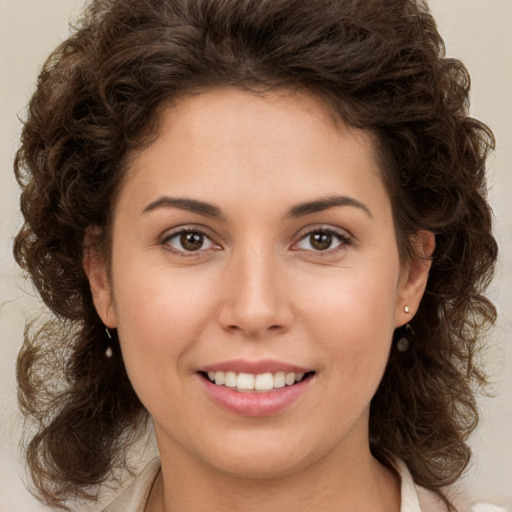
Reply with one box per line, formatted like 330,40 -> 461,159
199,375 -> 312,417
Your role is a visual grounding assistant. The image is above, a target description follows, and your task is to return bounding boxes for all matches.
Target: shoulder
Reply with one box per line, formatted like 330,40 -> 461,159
100,457 -> 161,512
466,504 -> 511,512
415,486 -> 509,512
395,459 -> 509,512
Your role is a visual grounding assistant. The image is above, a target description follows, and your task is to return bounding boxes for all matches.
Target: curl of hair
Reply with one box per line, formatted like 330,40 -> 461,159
14,0 -> 497,509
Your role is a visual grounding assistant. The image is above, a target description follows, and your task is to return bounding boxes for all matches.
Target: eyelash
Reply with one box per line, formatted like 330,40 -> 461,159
291,227 -> 352,254
162,228 -> 219,255
161,227 -> 352,255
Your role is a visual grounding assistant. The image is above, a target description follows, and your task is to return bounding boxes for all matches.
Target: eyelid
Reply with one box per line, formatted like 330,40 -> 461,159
160,225 -> 222,254
290,225 -> 353,253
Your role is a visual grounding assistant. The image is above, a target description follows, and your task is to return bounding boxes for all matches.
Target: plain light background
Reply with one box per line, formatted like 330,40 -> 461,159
0,1 -> 510,510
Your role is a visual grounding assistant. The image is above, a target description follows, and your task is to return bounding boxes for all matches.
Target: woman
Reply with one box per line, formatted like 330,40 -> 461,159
13,0 -> 501,511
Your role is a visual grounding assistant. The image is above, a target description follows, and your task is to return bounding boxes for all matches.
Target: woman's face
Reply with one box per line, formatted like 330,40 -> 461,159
87,88 -> 430,479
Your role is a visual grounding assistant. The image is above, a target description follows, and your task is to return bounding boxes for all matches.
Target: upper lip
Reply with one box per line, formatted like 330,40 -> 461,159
199,359 -> 311,374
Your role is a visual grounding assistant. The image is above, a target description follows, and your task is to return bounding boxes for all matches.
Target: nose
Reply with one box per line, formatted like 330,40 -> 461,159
217,246 -> 294,338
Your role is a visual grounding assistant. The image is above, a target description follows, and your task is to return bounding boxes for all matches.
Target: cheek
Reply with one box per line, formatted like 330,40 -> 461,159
114,253 -> 215,329
297,264 -> 398,385
110,261 -> 217,391
299,260 -> 399,332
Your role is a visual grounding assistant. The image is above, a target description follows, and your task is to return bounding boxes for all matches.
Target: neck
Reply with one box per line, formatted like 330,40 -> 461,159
146,435 -> 400,512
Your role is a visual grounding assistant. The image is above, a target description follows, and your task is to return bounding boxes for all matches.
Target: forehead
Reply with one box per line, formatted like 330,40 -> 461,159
117,87 -> 390,218
132,88 -> 379,168
155,87 -> 374,150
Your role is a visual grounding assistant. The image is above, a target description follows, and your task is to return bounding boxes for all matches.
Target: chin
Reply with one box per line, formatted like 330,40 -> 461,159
194,431 -> 329,481
210,455 -> 309,481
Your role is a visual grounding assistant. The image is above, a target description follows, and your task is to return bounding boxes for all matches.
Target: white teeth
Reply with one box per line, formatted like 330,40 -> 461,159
273,371 -> 286,388
205,370 -> 309,391
237,373 -> 255,390
255,372 -> 274,391
285,372 -> 296,386
225,371 -> 237,388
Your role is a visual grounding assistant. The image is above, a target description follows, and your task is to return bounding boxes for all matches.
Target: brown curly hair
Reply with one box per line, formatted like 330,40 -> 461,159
13,0 -> 497,509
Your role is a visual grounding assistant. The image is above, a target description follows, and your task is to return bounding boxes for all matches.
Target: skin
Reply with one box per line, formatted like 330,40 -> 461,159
85,88 -> 434,512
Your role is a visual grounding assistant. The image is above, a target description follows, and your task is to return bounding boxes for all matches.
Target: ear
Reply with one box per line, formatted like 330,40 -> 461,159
83,231 -> 117,328
395,230 -> 435,327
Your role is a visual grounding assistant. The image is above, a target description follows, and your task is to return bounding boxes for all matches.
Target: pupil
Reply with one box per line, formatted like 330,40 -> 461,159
311,232 -> 332,250
181,232 -> 203,251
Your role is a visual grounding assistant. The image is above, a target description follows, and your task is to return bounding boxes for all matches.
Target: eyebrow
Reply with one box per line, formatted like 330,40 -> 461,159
142,196 -> 224,219
142,194 -> 372,220
286,195 -> 373,219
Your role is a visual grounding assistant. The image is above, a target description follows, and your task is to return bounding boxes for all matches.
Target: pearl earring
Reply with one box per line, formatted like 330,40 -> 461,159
105,327 -> 113,358
404,305 -> 410,314
396,323 -> 415,352
397,334 -> 409,352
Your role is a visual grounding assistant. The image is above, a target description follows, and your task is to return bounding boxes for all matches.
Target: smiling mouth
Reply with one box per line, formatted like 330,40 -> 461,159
200,370 -> 315,393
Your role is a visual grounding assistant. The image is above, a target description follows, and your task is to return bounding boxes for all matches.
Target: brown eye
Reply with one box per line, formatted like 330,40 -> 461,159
180,231 -> 204,251
164,229 -> 216,253
309,232 -> 333,250
294,228 -> 350,253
